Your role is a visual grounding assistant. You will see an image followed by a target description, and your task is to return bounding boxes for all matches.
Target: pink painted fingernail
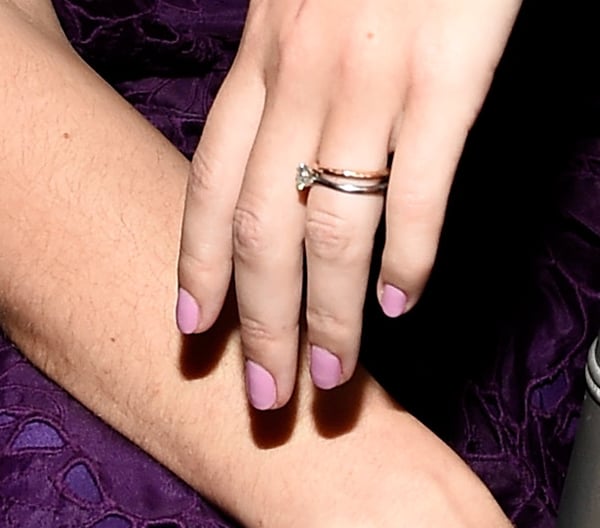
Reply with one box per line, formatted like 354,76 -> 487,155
176,287 -> 200,334
380,284 -> 407,318
245,360 -> 277,410
310,345 -> 342,390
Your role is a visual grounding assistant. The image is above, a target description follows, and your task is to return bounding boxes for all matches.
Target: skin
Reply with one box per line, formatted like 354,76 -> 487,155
178,0 -> 523,409
0,1 -> 513,526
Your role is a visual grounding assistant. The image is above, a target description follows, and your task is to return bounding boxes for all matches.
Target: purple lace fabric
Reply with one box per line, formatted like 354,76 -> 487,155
1,1 -> 598,527
0,339 -> 237,527
456,137 -> 600,526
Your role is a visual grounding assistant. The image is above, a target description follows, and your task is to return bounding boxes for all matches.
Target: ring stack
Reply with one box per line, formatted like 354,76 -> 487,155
296,163 -> 390,194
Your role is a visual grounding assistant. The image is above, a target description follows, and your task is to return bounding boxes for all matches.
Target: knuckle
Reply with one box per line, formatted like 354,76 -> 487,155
276,30 -> 304,73
305,209 -> 354,261
337,42 -> 378,83
274,31 -> 317,92
274,9 -> 317,71
334,24 -> 396,84
412,39 -> 481,101
306,304 -> 351,339
239,314 -> 282,350
412,31 -> 457,84
232,204 -> 271,257
189,147 -> 222,196
412,47 -> 443,87
179,246 -> 222,279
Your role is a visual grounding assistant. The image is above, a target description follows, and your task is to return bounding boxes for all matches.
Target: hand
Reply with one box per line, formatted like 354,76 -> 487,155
177,0 -> 521,409
0,5 -> 510,527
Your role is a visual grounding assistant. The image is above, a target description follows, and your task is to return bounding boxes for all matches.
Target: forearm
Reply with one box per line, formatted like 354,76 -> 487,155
0,0 -> 253,505
0,5 -> 510,526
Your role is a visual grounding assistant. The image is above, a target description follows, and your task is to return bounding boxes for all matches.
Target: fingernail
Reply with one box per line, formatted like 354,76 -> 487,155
245,360 -> 277,410
310,345 -> 342,390
380,284 -> 407,318
176,287 -> 200,334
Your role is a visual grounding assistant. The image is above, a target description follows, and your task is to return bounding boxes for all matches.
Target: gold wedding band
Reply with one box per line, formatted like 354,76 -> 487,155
316,164 -> 390,179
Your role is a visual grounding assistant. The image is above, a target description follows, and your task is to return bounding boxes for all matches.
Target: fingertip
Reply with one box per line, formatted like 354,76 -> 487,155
245,359 -> 278,411
310,345 -> 342,390
176,252 -> 232,334
378,283 -> 408,318
176,287 -> 200,334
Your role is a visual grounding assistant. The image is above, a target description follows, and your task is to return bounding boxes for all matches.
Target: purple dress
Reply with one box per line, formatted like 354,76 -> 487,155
1,1 -> 598,526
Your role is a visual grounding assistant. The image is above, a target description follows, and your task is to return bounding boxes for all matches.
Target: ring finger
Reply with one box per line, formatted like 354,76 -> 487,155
305,97 -> 398,390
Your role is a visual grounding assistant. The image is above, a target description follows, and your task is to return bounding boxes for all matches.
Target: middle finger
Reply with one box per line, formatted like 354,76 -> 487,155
234,86 -> 323,410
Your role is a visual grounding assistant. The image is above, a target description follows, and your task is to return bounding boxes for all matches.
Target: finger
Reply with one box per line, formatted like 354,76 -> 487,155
177,67 -> 264,334
380,80 -> 480,317
234,88 -> 323,410
305,76 -> 399,390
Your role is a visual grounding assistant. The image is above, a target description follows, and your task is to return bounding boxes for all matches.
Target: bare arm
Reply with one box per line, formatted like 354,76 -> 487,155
0,3 -> 510,526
